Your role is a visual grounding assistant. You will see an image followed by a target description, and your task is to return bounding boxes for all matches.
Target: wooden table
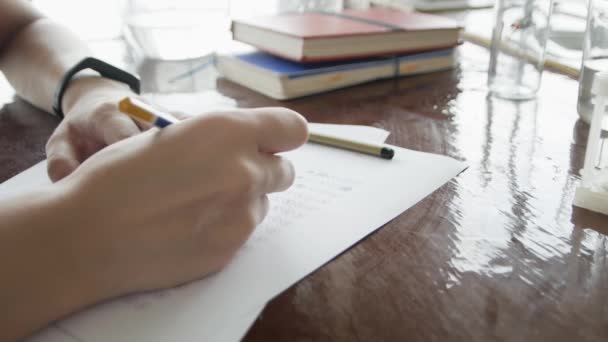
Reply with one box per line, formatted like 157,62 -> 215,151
2,42 -> 607,341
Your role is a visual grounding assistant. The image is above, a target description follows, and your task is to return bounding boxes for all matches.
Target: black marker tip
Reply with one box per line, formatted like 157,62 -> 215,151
381,147 -> 394,160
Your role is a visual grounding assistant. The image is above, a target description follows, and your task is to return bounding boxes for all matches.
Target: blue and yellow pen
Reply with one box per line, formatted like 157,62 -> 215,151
118,97 -> 178,128
119,96 -> 394,160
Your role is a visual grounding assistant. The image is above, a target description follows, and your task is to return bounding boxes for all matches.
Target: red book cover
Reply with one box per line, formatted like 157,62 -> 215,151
233,8 -> 462,39
231,8 -> 462,62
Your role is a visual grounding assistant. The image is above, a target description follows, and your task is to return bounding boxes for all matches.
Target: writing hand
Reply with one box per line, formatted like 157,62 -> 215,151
58,107 -> 308,297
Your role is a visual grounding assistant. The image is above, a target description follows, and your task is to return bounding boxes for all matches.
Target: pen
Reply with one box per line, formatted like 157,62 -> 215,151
118,97 -> 178,128
118,96 -> 394,160
308,131 -> 394,160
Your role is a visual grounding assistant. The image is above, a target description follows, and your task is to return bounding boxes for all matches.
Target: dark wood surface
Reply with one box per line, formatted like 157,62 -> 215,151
2,42 -> 608,341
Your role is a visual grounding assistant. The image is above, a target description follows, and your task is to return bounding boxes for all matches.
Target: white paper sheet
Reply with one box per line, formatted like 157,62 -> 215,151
146,92 -> 238,113
145,92 -> 393,145
4,93 -> 465,341
7,143 -> 465,342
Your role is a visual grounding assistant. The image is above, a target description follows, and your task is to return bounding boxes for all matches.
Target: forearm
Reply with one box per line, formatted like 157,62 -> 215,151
0,185 -> 100,340
0,18 -> 121,112
0,16 -> 97,113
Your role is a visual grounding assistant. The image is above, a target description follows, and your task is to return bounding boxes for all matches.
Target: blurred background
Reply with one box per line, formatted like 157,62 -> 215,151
28,0 -> 589,93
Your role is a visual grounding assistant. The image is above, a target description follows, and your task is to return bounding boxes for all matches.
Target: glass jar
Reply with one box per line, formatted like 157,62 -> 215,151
487,0 -> 555,100
577,0 -> 608,126
123,0 -> 231,61
278,0 -> 344,13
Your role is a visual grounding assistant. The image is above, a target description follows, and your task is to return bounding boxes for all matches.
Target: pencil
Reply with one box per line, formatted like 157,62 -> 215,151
308,131 -> 394,160
118,96 -> 395,160
118,97 -> 178,128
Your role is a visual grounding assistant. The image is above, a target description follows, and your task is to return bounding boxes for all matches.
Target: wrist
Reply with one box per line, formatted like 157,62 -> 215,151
39,183 -> 110,308
0,183 -> 106,337
57,175 -> 136,301
62,76 -> 134,116
45,179 -> 127,304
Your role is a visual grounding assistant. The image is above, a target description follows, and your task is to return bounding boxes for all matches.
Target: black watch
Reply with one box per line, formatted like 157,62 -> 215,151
52,57 -> 141,118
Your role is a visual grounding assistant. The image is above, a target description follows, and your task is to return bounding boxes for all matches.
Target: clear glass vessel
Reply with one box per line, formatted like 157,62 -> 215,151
488,0 -> 554,100
123,0 -> 231,61
578,0 -> 608,126
278,0 -> 344,13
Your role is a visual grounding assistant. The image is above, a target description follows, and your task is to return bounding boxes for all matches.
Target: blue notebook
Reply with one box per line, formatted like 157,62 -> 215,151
217,48 -> 457,99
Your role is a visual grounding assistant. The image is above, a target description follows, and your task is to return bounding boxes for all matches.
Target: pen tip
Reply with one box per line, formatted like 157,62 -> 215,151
381,147 -> 394,160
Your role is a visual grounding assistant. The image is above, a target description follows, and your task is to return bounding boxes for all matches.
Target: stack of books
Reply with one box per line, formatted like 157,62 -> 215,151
217,7 -> 463,100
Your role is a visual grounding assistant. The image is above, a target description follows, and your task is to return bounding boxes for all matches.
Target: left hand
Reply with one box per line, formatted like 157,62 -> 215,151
44,77 -> 186,182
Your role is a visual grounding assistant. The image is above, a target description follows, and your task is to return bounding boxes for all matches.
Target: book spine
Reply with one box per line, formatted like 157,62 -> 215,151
283,53 -> 456,98
247,40 -> 459,63
288,48 -> 454,79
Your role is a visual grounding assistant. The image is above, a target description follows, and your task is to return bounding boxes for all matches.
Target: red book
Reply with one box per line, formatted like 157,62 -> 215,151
231,8 -> 462,62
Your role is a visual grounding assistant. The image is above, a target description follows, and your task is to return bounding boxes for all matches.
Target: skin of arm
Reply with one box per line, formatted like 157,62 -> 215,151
0,184 -> 100,341
0,0 -> 146,182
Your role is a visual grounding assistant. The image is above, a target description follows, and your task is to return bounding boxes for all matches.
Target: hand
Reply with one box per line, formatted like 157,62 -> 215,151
45,76 -> 145,182
56,107 -> 308,300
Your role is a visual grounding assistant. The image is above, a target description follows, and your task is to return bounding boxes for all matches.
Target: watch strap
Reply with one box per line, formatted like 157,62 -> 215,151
52,57 -> 141,118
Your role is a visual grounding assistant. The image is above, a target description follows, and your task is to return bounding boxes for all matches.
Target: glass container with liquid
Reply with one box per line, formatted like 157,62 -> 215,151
278,0 -> 343,12
123,0 -> 231,61
578,0 -> 608,125
487,0 -> 555,100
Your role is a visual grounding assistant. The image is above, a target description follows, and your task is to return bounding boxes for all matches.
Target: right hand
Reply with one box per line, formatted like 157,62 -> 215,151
55,107 -> 308,302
